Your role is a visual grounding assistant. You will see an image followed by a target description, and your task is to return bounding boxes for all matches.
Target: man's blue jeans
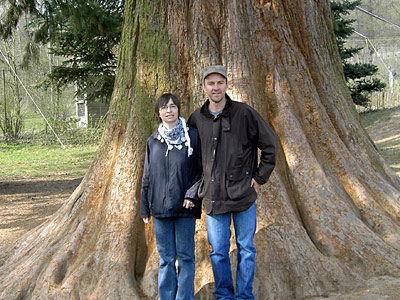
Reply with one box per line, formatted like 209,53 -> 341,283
153,217 -> 196,300
207,203 -> 257,300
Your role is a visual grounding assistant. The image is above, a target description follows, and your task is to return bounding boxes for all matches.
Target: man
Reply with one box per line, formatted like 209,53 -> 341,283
188,65 -> 277,300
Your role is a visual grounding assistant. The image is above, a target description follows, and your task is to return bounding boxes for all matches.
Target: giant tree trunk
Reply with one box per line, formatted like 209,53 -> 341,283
1,0 -> 400,299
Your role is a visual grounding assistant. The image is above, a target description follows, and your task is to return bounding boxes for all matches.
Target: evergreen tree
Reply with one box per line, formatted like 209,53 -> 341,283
0,0 -> 124,102
331,0 -> 386,107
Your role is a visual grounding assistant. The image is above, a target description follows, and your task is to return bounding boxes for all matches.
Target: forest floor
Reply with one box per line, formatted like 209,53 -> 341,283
1,107 -> 400,299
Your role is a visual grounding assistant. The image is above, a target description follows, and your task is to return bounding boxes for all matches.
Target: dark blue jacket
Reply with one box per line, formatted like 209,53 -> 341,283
140,127 -> 202,219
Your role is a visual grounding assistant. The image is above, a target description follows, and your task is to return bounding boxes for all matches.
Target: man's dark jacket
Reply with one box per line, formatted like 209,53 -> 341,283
140,127 -> 202,219
188,95 -> 277,215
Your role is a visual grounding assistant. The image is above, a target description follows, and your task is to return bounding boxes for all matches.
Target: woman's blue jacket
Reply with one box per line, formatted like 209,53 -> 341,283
140,127 -> 202,219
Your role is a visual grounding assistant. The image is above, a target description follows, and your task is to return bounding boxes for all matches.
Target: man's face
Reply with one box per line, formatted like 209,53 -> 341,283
202,73 -> 227,104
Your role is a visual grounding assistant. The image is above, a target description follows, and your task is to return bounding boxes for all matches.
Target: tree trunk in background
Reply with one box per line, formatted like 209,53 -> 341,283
1,0 -> 400,299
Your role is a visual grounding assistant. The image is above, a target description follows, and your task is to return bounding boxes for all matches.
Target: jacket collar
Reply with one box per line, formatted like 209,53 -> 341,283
200,94 -> 233,118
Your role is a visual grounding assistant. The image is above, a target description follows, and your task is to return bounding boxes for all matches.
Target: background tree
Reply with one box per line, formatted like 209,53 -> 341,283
0,24 -> 28,139
1,1 -> 400,299
0,5 -> 76,138
348,0 -> 400,108
0,0 -> 124,102
331,0 -> 386,107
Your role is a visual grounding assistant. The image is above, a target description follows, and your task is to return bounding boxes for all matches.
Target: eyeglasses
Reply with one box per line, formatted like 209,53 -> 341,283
160,104 -> 178,112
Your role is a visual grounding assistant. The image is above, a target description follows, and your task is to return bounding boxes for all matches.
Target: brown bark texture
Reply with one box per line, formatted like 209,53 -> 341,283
1,0 -> 400,299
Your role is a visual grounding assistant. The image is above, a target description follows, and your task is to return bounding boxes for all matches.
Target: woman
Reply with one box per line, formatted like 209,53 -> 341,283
140,93 -> 202,300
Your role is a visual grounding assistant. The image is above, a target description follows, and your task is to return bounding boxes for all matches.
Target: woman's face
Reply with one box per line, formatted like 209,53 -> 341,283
159,98 -> 179,128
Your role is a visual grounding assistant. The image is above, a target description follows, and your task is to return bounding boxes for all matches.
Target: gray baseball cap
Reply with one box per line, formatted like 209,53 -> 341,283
202,65 -> 227,81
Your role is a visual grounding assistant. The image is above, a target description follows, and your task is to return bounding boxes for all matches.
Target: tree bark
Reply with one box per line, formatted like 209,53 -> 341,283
1,0 -> 400,299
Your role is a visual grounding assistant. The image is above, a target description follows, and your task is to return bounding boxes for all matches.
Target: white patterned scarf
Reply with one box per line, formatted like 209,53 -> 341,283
157,117 -> 193,157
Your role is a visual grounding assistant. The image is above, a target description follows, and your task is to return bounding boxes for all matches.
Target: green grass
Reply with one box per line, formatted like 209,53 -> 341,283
360,106 -> 400,175
0,143 -> 98,180
24,113 -> 46,132
359,106 -> 400,129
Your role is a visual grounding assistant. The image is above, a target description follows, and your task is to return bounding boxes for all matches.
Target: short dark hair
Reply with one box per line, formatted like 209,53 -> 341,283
155,93 -> 181,120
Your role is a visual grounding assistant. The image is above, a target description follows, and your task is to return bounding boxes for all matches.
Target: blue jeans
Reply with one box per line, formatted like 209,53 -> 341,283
207,203 -> 257,300
153,217 -> 196,300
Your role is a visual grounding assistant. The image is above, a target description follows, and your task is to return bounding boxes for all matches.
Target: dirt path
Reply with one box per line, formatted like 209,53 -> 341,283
0,178 -> 81,248
1,108 -> 400,299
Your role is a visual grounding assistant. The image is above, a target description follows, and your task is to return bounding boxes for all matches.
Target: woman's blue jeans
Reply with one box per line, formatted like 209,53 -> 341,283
206,203 -> 257,300
153,217 -> 196,300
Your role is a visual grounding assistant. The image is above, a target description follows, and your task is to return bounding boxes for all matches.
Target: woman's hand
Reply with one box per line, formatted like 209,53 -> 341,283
183,199 -> 195,209
142,217 -> 151,224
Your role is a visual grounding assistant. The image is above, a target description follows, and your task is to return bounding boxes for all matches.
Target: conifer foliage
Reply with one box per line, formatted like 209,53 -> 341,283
0,0 -> 124,102
331,0 -> 386,107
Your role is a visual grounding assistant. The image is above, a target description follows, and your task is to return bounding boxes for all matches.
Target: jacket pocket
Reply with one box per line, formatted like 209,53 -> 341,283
225,168 -> 252,199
